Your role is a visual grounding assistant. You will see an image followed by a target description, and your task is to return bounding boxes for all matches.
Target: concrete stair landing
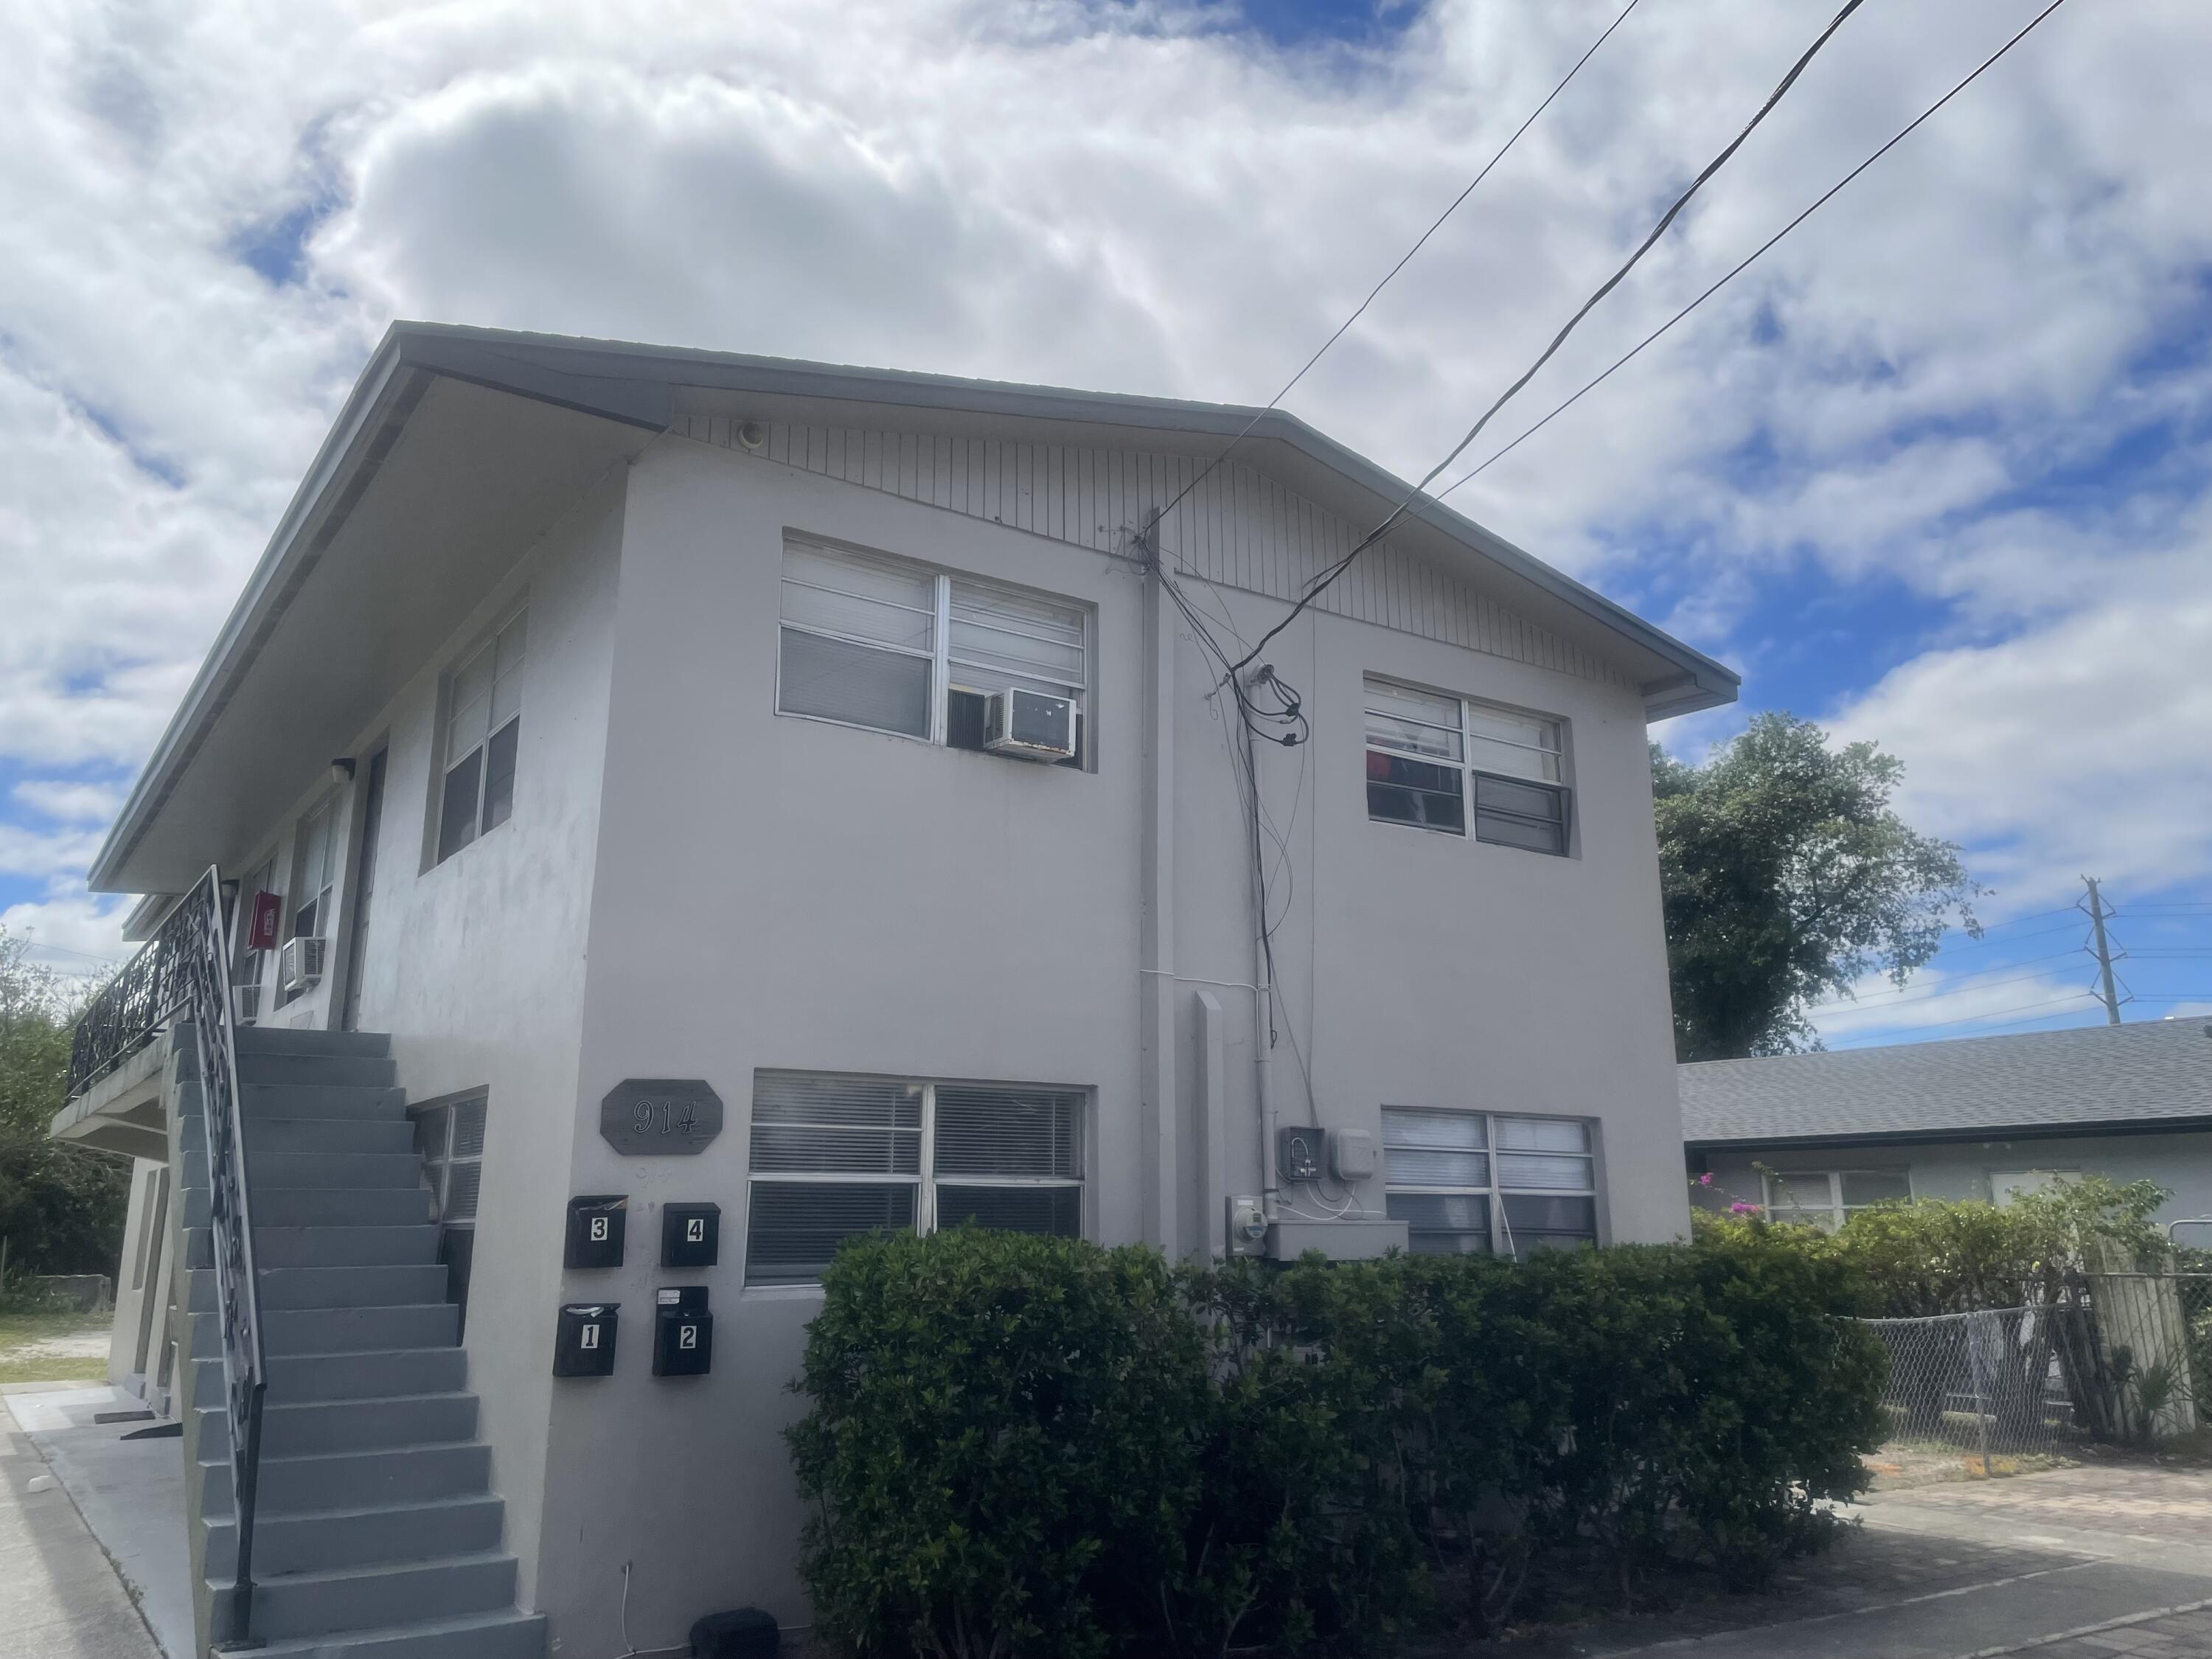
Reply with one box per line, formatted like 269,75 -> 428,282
177,1025 -> 543,1658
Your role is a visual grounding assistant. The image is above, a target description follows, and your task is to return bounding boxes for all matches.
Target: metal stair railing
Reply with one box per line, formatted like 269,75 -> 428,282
69,869 -> 268,1646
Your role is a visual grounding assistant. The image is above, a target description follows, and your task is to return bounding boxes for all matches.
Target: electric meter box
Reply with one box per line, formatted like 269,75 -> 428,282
564,1194 -> 627,1270
661,1202 -> 721,1268
553,1303 -> 619,1377
1277,1125 -> 1324,1183
653,1285 -> 714,1377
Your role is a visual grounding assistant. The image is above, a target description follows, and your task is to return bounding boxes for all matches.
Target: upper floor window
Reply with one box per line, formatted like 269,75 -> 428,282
1381,1108 -> 1597,1258
1762,1169 -> 1910,1229
438,610 -> 526,863
1364,676 -> 1568,855
778,538 -> 1088,765
744,1070 -> 1085,1287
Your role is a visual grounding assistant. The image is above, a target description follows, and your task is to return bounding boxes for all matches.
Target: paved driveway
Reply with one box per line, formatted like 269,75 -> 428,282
1464,1463 -> 2212,1659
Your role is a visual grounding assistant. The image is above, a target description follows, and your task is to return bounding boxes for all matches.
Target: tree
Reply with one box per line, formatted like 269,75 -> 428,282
1652,712 -> 1980,1062
0,928 -> 131,1280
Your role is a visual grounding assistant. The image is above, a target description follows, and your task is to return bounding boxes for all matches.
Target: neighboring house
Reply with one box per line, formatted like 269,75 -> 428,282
1681,1020 -> 2212,1232
49,322 -> 1734,1659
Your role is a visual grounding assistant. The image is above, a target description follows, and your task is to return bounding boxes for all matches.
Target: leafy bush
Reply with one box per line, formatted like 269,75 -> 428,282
790,1228 -> 1886,1657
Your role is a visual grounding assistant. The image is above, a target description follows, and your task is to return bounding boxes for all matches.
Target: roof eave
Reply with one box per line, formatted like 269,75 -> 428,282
1686,1113 -> 2212,1152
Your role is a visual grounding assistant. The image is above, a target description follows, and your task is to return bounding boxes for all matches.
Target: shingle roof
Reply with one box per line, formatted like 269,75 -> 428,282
1678,1020 -> 2212,1146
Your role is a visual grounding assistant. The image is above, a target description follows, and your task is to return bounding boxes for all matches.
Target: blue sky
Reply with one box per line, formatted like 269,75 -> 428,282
4,0 -> 2210,1049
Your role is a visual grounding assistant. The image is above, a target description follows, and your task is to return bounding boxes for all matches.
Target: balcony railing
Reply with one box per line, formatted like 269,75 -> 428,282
65,896 -> 201,1102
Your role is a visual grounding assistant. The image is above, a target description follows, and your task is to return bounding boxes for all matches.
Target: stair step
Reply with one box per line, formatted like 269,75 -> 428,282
250,1151 -> 425,1189
240,1550 -> 518,1640
240,1052 -> 400,1089
209,1493 -> 507,1577
234,1027 -> 392,1059
248,1609 -> 546,1659
187,1114 -> 415,1155
264,1348 -> 470,1404
245,1441 -> 493,1513
234,1187 -> 436,1228
195,1302 -> 458,1359
252,1225 -> 442,1268
250,1391 -> 478,1458
192,1265 -> 451,1313
244,1083 -> 411,1121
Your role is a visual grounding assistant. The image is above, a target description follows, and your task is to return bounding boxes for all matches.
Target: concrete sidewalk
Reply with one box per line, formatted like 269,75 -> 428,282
0,1385 -> 164,1658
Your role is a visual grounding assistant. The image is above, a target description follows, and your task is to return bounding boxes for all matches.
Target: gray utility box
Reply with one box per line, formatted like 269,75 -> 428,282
1265,1219 -> 1408,1261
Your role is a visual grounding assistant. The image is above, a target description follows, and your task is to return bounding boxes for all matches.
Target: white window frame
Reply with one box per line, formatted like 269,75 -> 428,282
1761,1168 -> 1913,1229
279,801 -> 339,1007
744,1071 -> 1087,1289
232,852 -> 276,1025
1363,675 -> 1571,855
1380,1108 -> 1599,1258
435,607 -> 527,866
776,536 -> 1091,762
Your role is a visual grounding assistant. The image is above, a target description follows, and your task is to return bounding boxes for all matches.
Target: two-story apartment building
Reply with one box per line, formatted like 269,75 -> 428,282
52,322 -> 1736,1658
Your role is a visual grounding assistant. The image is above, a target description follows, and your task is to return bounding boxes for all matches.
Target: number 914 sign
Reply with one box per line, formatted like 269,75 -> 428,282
599,1079 -> 723,1156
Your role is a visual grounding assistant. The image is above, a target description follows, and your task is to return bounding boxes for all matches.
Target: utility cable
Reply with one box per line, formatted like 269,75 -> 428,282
1439,0 -> 2073,495
1228,0 -> 1876,678
1151,0 -> 1652,534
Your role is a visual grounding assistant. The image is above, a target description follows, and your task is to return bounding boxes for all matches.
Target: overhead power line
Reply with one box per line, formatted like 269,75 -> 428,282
1151,0 -> 1649,535
1438,0 -> 2075,495
1225,0 -> 1876,678
1827,990 -> 2099,1046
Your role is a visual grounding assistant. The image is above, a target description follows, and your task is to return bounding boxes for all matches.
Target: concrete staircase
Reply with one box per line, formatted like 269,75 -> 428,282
178,1026 -> 543,1658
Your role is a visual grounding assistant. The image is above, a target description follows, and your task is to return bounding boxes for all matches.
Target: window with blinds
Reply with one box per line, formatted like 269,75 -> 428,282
438,609 -> 526,863
1381,1108 -> 1597,1259
778,537 -> 1088,765
1364,676 -> 1570,855
411,1093 -> 487,1333
745,1071 -> 1085,1287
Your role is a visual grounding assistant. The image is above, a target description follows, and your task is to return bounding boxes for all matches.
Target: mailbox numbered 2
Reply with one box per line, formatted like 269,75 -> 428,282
653,1286 -> 712,1377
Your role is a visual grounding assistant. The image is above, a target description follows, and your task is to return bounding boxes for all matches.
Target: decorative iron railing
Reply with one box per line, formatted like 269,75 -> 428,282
68,870 -> 268,1645
65,894 -> 199,1101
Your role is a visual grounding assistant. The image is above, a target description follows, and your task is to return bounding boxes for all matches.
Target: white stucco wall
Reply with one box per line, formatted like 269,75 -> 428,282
519,436 -> 1688,1653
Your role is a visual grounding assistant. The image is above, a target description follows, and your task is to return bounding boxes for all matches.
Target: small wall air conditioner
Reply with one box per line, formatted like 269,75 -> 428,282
983,687 -> 1077,762
278,937 -> 327,995
230,983 -> 261,1026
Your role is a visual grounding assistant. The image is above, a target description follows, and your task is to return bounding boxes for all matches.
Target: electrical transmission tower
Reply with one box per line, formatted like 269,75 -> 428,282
2080,876 -> 2126,1025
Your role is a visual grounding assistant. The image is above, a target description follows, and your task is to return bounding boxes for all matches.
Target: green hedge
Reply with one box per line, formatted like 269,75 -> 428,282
789,1228 -> 1883,1658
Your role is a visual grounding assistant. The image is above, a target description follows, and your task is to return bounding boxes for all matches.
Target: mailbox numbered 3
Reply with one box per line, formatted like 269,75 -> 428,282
565,1194 -> 627,1270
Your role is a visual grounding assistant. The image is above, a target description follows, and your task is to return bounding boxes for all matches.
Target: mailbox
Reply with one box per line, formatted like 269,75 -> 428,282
565,1194 -> 627,1270
553,1303 -> 619,1377
661,1202 -> 721,1268
653,1286 -> 713,1377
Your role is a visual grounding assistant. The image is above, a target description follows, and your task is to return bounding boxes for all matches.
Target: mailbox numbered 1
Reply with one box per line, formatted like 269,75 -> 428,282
554,1303 -> 619,1377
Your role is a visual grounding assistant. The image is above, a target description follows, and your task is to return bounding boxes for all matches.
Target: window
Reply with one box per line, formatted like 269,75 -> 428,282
438,610 -> 526,863
232,854 -> 275,1024
280,807 -> 338,1006
1381,1108 -> 1597,1257
412,1093 -> 486,1334
1364,676 -> 1569,855
778,538 -> 1088,765
745,1071 -> 1084,1287
1763,1169 -> 1911,1229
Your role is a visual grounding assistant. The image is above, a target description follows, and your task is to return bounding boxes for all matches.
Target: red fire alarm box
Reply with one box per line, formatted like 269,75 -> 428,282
246,891 -> 282,952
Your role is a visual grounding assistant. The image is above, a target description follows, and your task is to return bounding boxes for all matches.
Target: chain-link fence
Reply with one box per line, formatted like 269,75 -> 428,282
1860,1307 -> 2080,1475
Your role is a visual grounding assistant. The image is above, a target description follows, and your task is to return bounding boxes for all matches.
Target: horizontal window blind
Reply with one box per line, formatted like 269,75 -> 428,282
746,1074 -> 1085,1286
1382,1108 -> 1597,1259
1364,675 -> 1569,855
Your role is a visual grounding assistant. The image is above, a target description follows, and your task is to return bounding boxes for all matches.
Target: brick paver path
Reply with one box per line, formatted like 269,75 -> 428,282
1997,1601 -> 2212,1656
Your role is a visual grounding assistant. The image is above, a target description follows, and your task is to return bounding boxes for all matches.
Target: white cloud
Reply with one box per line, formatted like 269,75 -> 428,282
1,0 -> 2210,932
0,893 -> 132,977
11,779 -> 127,823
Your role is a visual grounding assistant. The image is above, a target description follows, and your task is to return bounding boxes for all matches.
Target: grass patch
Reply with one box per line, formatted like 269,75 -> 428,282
0,1310 -> 112,1385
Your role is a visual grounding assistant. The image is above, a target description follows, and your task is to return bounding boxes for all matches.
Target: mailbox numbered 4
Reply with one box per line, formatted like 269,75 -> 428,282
661,1202 -> 721,1268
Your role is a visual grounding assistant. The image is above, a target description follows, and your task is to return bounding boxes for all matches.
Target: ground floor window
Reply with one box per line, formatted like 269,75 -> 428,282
411,1093 -> 485,1333
1762,1168 -> 1911,1228
1381,1108 -> 1598,1257
744,1071 -> 1084,1287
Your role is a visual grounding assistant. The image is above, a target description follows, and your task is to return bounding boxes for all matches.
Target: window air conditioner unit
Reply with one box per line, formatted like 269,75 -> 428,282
983,688 -> 1077,762
279,937 -> 327,995
230,984 -> 261,1026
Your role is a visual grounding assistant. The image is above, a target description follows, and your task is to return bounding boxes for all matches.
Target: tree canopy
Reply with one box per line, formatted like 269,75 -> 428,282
1652,712 -> 1980,1062
0,929 -> 130,1280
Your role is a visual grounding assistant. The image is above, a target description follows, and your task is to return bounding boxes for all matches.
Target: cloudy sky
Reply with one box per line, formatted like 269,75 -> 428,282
4,0 -> 2208,1046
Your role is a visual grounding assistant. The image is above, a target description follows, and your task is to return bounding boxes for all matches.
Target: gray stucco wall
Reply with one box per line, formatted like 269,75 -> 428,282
522,434 -> 1689,1652
331,469 -> 628,1613
1694,1130 -> 2212,1232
